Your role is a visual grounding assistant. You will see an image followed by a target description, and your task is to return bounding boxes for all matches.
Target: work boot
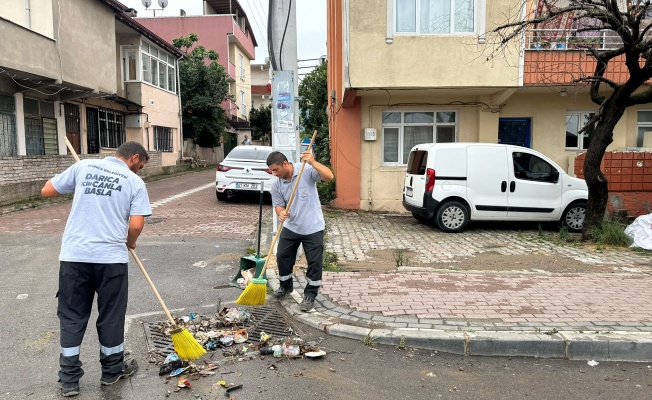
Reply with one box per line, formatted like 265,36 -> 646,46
300,297 -> 315,312
100,358 -> 138,386
273,287 -> 292,299
59,381 -> 80,397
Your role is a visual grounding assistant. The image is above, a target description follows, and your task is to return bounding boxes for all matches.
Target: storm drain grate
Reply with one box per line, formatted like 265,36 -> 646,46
142,305 -> 292,353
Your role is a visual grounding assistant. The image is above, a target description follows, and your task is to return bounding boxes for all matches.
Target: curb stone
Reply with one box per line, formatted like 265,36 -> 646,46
267,269 -> 652,362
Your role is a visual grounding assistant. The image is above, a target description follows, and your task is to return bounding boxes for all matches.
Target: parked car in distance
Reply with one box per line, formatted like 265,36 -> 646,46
215,145 -> 273,201
403,143 -> 588,232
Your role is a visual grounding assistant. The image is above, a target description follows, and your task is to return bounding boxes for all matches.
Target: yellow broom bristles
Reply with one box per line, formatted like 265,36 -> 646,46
170,327 -> 206,360
235,277 -> 268,306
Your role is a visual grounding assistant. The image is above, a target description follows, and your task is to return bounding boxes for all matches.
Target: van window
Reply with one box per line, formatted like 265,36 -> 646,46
407,150 -> 428,175
512,152 -> 556,182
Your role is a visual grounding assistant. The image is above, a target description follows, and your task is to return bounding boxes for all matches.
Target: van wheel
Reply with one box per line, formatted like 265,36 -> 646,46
436,201 -> 469,232
561,202 -> 586,232
216,191 -> 228,201
412,212 -> 431,224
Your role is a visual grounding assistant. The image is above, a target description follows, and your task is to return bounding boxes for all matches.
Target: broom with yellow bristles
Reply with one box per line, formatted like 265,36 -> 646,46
236,130 -> 318,306
63,137 -> 205,360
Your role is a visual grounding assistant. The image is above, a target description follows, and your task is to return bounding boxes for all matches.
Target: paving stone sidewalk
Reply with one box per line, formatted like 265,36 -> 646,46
269,210 -> 652,361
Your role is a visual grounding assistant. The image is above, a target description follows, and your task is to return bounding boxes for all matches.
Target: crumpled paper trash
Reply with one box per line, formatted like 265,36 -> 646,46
624,213 -> 652,250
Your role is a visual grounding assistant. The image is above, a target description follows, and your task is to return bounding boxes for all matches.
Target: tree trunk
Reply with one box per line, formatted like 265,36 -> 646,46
581,103 -> 625,240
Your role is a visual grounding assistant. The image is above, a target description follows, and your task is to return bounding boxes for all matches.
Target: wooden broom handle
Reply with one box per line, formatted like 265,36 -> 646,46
65,137 -> 178,328
259,130 -> 318,277
129,249 -> 178,327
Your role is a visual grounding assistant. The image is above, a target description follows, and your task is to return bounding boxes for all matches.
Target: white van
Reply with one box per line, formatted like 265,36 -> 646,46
403,143 -> 588,232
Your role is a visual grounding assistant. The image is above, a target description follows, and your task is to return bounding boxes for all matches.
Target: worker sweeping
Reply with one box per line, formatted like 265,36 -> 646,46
41,141 -> 151,397
267,149 -> 334,311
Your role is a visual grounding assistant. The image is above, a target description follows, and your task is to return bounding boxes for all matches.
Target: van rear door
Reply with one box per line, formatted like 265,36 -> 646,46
466,146 -> 509,218
404,149 -> 429,208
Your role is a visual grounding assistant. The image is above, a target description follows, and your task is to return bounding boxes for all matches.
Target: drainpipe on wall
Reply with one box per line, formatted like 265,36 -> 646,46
176,56 -> 183,160
25,0 -> 30,29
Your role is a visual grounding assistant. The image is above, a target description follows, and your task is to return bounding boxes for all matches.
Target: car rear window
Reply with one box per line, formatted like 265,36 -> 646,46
227,148 -> 271,161
406,150 -> 428,175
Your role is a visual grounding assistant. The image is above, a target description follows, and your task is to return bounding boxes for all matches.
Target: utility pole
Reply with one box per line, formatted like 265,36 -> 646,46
268,0 -> 299,235
269,0 -> 299,162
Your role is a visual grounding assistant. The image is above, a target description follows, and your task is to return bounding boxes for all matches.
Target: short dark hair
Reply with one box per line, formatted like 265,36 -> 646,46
266,151 -> 287,166
116,141 -> 149,161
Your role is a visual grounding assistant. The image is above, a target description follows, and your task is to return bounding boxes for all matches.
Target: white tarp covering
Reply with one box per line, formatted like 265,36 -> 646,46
624,213 -> 652,250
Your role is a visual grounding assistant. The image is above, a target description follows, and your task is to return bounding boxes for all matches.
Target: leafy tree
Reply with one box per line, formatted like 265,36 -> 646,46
172,33 -> 231,148
489,1 -> 652,239
249,104 -> 271,141
298,63 -> 330,165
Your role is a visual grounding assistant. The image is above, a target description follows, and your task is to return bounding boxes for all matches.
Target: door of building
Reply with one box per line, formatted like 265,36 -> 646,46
223,132 -> 238,157
86,108 -> 99,154
0,94 -> 16,157
498,118 -> 531,148
64,103 -> 81,154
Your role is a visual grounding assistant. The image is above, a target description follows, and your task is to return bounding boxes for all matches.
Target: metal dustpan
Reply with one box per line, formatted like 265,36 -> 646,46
230,183 -> 266,288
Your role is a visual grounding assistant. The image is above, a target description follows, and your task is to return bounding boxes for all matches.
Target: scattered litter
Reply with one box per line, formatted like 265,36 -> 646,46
588,360 -> 599,367
224,384 -> 243,395
177,377 -> 191,388
170,367 -> 190,377
217,381 -> 227,387
426,372 -> 437,377
159,361 -> 185,376
305,350 -> 326,358
16,294 -> 28,300
193,261 -> 208,268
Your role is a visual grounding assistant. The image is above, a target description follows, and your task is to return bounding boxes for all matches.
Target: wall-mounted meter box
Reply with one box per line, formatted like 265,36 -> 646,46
364,128 -> 377,141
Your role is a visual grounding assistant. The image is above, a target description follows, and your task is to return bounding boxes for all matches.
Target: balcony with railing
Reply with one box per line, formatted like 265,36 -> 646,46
523,28 -> 630,85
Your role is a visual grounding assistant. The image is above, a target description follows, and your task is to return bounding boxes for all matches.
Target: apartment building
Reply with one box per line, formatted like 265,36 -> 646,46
137,0 -> 257,151
327,0 -> 650,211
0,0 -> 183,205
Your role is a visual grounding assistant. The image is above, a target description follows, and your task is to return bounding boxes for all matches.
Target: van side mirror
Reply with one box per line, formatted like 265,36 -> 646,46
551,170 -> 560,183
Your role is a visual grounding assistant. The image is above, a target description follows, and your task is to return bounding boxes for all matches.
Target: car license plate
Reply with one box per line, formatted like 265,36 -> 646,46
406,187 -> 413,197
236,183 -> 258,189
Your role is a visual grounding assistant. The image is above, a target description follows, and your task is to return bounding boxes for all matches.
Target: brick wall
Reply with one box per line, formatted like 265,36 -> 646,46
574,151 -> 652,217
0,152 -> 163,206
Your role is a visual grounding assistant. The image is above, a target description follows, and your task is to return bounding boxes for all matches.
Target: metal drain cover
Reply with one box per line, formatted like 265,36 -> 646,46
142,305 -> 291,353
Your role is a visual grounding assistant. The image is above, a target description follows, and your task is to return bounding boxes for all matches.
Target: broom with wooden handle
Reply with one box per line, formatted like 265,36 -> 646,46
63,137 -> 205,360
236,130 -> 318,306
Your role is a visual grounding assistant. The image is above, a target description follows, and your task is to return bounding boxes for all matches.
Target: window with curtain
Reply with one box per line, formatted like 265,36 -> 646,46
140,41 -> 176,94
382,110 -> 457,164
396,0 -> 475,34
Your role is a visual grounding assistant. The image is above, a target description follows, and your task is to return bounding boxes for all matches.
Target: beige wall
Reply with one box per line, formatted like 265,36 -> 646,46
0,16 -> 58,79
0,0 -> 54,38
230,43 -> 252,119
348,0 -> 520,89
358,89 -> 634,211
140,84 -> 181,166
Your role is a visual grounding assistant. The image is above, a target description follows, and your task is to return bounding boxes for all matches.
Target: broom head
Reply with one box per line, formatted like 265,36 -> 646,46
170,327 -> 206,360
235,277 -> 268,306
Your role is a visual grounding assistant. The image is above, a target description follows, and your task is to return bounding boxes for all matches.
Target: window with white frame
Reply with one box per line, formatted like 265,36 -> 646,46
395,0 -> 476,34
565,111 -> 595,150
139,41 -> 176,93
154,126 -> 173,152
239,53 -> 245,81
382,111 -> 456,165
636,110 -> 652,147
240,90 -> 247,117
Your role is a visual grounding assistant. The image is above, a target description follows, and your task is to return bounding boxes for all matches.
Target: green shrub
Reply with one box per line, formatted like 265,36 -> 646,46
590,219 -> 633,247
317,177 -> 336,205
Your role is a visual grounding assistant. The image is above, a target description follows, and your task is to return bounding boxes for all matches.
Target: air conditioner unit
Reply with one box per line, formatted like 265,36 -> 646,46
364,128 -> 377,141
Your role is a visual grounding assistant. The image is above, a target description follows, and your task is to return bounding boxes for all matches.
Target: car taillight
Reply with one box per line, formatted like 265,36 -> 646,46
217,164 -> 230,172
425,168 -> 435,191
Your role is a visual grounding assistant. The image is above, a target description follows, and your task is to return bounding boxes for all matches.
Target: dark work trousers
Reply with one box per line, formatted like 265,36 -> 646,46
276,228 -> 324,300
57,261 -> 128,383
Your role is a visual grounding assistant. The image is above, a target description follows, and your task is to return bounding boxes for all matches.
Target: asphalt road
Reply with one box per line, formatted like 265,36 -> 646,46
0,169 -> 650,399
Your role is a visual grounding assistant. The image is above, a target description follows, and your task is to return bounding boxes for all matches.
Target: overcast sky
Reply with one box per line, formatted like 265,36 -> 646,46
120,0 -> 327,71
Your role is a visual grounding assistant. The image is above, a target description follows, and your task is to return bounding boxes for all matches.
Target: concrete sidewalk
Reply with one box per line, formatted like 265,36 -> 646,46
270,210 -> 652,362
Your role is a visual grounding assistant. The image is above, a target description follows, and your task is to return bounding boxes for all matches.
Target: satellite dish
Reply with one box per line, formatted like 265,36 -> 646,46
141,0 -> 152,8
158,0 -> 169,8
